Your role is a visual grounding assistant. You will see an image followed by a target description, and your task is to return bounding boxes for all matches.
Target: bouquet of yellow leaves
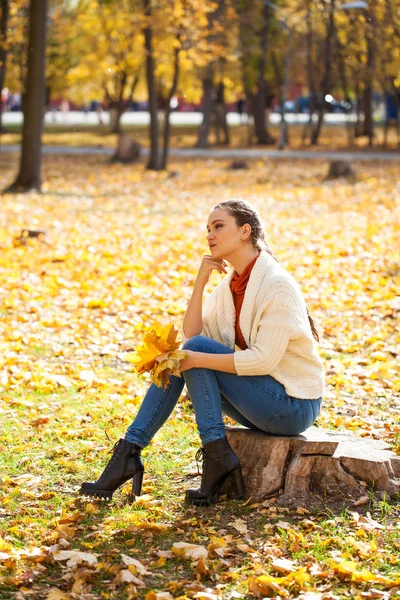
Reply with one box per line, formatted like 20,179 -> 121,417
131,322 -> 187,388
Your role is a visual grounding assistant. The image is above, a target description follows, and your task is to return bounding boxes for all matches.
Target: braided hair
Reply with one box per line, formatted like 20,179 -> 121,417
213,199 -> 320,342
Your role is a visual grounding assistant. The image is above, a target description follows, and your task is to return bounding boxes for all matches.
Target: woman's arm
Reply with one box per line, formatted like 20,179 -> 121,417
180,350 -> 237,373
182,278 -> 206,339
182,255 -> 227,339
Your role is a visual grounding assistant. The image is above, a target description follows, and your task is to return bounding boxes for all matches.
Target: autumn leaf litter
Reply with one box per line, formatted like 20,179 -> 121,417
0,155 -> 399,598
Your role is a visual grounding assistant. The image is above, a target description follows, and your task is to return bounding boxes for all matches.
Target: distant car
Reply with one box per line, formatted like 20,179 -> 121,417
295,95 -> 352,114
325,97 -> 352,113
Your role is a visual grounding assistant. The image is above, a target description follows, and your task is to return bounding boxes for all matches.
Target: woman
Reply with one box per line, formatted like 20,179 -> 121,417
80,200 -> 324,506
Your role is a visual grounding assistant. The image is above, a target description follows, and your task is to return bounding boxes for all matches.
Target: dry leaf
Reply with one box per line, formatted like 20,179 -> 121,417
46,589 -> 71,600
53,550 -> 98,567
114,568 -> 145,586
352,496 -> 370,507
145,592 -> 174,600
229,518 -> 248,534
248,576 -> 288,598
271,558 -> 296,573
121,554 -> 148,575
172,542 -> 208,561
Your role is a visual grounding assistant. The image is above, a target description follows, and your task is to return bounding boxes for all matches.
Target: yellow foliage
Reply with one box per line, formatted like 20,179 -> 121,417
330,559 -> 377,583
248,568 -> 311,597
131,322 -> 186,388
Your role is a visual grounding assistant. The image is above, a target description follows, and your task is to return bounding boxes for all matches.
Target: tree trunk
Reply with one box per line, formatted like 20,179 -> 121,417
387,79 -> 400,147
253,3 -> 275,145
311,0 -> 336,146
161,43 -> 180,169
302,0 -> 319,145
0,0 -> 10,134
226,427 -> 400,507
394,88 -> 400,147
272,33 -> 292,150
213,81 -> 230,145
143,0 -> 160,170
244,90 -> 254,146
108,73 -> 140,136
107,72 -> 127,134
6,0 -> 48,193
335,34 -> 353,146
354,77 -> 363,138
109,104 -> 125,134
196,0 -> 226,149
384,0 -> 400,146
361,19 -> 374,145
197,72 -> 214,148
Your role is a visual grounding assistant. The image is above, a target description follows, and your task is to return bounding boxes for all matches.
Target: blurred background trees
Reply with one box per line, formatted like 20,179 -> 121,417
1,0 -> 399,187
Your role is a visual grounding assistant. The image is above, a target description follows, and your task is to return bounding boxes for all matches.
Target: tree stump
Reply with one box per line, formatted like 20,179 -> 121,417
112,134 -> 141,164
227,160 -> 249,170
326,160 -> 355,180
226,427 -> 400,508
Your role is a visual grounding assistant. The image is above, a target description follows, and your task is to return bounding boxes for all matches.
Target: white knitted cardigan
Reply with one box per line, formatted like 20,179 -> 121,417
182,250 -> 325,400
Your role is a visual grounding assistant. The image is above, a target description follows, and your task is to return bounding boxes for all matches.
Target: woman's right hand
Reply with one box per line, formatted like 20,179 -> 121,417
196,255 -> 228,286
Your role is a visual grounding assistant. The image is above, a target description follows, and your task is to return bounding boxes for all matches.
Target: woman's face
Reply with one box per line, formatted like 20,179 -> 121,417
206,208 -> 248,260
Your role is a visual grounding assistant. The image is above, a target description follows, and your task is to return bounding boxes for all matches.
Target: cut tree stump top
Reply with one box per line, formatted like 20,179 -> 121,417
226,426 -> 400,508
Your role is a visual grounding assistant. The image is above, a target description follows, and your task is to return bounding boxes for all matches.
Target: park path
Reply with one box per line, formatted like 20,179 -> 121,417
1,144 -> 400,161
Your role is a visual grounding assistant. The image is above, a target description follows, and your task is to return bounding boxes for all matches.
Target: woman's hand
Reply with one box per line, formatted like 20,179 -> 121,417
179,350 -> 199,372
196,255 -> 228,287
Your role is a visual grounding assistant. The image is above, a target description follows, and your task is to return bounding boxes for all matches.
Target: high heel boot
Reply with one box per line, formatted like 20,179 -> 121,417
79,438 -> 144,500
186,436 -> 246,506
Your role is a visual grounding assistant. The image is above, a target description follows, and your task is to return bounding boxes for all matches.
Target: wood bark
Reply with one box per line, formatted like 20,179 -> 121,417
112,134 -> 141,163
213,82 -> 230,145
226,427 -> 400,507
196,0 -> 227,149
143,0 -> 160,170
107,72 -> 140,135
106,71 -> 128,134
271,30 -> 292,150
361,20 -> 374,145
6,0 -> 48,192
311,0 -> 336,146
236,1 -> 253,145
389,78 -> 400,146
335,34 -> 354,146
384,0 -> 400,145
0,0 -> 9,134
302,0 -> 317,144
161,42 -> 180,169
197,72 -> 214,148
253,2 -> 274,145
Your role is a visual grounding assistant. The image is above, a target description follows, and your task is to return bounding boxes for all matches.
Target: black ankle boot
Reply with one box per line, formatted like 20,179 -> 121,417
186,437 -> 246,506
79,439 -> 144,500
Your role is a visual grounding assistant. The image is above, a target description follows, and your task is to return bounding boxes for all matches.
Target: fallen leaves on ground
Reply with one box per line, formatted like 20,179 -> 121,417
0,156 -> 399,598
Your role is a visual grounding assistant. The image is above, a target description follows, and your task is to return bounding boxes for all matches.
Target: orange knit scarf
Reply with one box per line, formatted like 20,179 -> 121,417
230,255 -> 259,350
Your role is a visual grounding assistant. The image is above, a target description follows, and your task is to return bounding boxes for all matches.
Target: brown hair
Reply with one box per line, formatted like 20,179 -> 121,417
214,199 -> 320,342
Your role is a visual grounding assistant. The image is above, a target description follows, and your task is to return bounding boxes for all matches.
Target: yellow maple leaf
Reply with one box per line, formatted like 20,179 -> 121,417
152,351 -> 187,388
248,568 -> 311,597
131,322 -> 186,388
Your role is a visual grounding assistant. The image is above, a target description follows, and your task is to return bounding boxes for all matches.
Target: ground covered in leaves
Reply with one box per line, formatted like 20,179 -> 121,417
0,155 -> 399,599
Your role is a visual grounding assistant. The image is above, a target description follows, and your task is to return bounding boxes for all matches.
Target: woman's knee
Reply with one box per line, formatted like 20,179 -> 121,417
182,335 -> 208,352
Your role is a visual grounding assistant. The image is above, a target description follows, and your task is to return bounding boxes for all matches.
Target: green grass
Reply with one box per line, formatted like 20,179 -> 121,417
1,385 -> 399,598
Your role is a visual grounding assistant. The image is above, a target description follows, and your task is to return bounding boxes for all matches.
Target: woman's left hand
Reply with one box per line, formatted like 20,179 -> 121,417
179,350 -> 199,372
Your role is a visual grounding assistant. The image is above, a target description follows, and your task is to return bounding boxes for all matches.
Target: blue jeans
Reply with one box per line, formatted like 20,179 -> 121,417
125,336 -> 322,447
